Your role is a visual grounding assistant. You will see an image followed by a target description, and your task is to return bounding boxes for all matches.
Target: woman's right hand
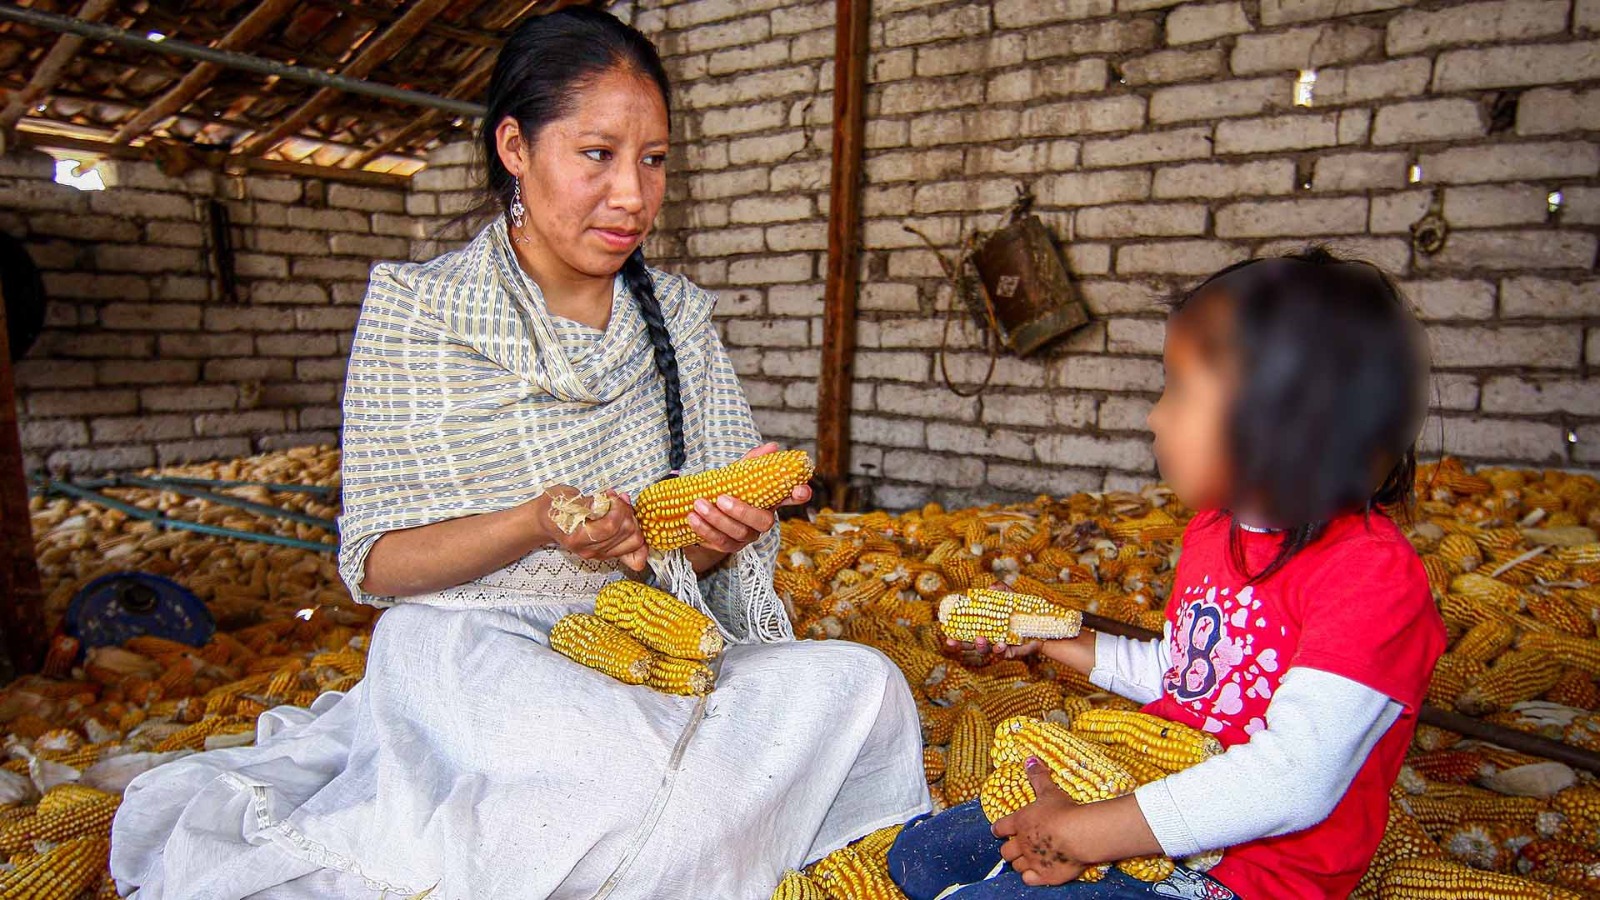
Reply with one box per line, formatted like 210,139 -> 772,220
529,486 -> 649,572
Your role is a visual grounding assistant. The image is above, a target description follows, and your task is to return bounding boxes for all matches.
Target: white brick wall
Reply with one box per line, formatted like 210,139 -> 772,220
2,151 -> 400,472
619,0 -> 1600,506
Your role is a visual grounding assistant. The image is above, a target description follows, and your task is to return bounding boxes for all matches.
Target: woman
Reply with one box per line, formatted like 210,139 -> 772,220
109,9 -> 929,898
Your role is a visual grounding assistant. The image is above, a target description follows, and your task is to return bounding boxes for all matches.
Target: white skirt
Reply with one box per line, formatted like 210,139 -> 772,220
109,602 -> 931,900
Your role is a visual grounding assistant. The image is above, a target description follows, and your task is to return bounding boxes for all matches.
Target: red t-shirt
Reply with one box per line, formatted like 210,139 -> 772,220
1142,509 -> 1446,899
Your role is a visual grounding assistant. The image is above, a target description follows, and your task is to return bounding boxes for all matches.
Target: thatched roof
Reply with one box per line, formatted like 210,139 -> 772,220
0,0 -> 603,180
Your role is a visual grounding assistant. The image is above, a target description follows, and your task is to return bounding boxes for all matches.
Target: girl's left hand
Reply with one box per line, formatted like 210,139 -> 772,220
685,442 -> 812,556
992,760 -> 1092,886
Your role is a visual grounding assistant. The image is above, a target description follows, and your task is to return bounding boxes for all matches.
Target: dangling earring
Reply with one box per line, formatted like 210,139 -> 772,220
509,179 -> 527,230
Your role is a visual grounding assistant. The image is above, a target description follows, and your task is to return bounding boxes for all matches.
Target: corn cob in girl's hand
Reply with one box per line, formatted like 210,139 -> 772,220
634,450 -> 814,551
938,588 -> 1084,645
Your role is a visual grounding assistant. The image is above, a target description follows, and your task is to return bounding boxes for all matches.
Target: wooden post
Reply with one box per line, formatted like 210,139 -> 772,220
815,0 -> 870,510
0,285 -> 45,674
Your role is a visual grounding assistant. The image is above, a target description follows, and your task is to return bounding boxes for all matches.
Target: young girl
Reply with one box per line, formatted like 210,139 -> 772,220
888,247 -> 1447,899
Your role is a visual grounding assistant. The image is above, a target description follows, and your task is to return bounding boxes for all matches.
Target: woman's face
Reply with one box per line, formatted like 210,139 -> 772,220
496,66 -> 669,279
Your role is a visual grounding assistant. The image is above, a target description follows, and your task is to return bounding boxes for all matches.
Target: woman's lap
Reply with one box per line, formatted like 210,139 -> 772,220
889,801 -> 1237,900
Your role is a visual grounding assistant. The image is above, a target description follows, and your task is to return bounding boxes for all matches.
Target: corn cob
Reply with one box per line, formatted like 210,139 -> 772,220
1439,534 -> 1484,572
973,683 -> 1064,726
945,705 -> 992,806
646,657 -> 715,696
0,792 -> 119,856
1457,651 -> 1564,715
1115,856 -> 1176,883
1525,594 -> 1591,637
1554,544 -> 1600,566
771,870 -> 828,900
548,614 -> 655,685
807,844 -> 907,900
634,451 -> 814,551
1452,573 -> 1526,613
152,715 -> 254,752
990,716 -> 1139,804
594,580 -> 724,660
853,824 -> 903,869
1380,857 -> 1584,898
1408,749 -> 1491,784
923,747 -> 946,784
1517,632 -> 1600,678
1453,618 -> 1518,664
1439,820 -> 1525,872
937,590 -> 1082,645
1068,709 -> 1223,771
1098,743 -> 1170,785
35,785 -> 114,818
0,834 -> 109,899
1543,669 -> 1600,710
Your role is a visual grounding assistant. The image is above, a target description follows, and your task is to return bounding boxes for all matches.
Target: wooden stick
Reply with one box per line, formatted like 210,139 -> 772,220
0,0 -> 117,140
815,0 -> 870,509
1079,611 -> 1600,776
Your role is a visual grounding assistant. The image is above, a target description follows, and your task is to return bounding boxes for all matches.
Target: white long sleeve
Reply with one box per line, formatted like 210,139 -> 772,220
1132,667 -> 1404,858
1087,628 -> 1172,704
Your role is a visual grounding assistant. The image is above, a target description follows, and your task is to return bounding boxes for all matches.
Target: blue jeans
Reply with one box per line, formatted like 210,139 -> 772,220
887,801 -> 1239,900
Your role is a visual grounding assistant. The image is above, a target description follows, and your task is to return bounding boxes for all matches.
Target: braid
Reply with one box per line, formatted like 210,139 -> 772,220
622,248 -> 687,473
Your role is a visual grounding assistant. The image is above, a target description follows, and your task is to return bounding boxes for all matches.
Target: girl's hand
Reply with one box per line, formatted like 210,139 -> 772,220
993,760 -> 1092,886
685,442 -> 812,556
944,582 -> 1044,661
530,486 -> 649,572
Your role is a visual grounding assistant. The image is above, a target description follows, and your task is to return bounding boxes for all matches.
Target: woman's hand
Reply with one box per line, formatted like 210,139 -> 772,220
529,486 -> 649,572
684,442 -> 812,572
992,761 -> 1092,886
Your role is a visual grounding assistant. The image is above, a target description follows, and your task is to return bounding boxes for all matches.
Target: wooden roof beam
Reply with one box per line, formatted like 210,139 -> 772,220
110,0 -> 299,145
232,0 -> 456,159
342,50 -> 494,169
0,0 -> 118,146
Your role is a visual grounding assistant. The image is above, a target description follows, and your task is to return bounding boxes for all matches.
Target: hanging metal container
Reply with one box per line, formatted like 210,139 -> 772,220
970,215 -> 1089,357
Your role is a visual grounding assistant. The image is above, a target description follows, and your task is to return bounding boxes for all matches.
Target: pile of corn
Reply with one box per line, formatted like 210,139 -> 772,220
7,447 -> 1600,898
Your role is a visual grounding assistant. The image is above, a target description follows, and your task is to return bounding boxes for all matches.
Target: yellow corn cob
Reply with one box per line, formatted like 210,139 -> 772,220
938,590 -> 1082,644
1440,820 -> 1524,871
990,716 -> 1139,804
1427,653 -> 1488,710
549,614 -> 655,685
771,869 -> 828,900
945,705 -> 992,805
1069,709 -> 1223,771
1379,857 -> 1584,898
1516,631 -> 1600,678
974,683 -> 1064,726
1438,534 -> 1484,572
853,824 -> 903,868
152,715 -> 254,753
1554,544 -> 1600,566
1115,856 -> 1176,882
0,834 -> 109,899
807,844 -> 907,900
979,762 -> 1043,822
920,703 -> 956,745
1525,594 -> 1591,637
923,747 -> 946,784
646,656 -> 715,696
1452,573 -> 1526,612
1098,743 -> 1171,785
1457,650 -> 1564,714
0,793 -> 119,856
35,785 -> 115,818
594,580 -> 724,660
1452,618 -> 1517,664
634,451 -> 814,551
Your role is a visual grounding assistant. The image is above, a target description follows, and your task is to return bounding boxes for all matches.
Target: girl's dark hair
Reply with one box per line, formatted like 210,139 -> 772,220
481,7 -> 685,471
1173,246 -> 1429,583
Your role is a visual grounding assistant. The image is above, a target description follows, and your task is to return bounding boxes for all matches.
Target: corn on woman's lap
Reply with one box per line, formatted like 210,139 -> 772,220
110,599 -> 929,899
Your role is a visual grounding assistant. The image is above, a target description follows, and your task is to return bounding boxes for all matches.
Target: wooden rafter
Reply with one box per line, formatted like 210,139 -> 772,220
110,0 -> 299,145
231,0 -> 456,159
0,0 -> 118,143
341,49 -> 494,168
